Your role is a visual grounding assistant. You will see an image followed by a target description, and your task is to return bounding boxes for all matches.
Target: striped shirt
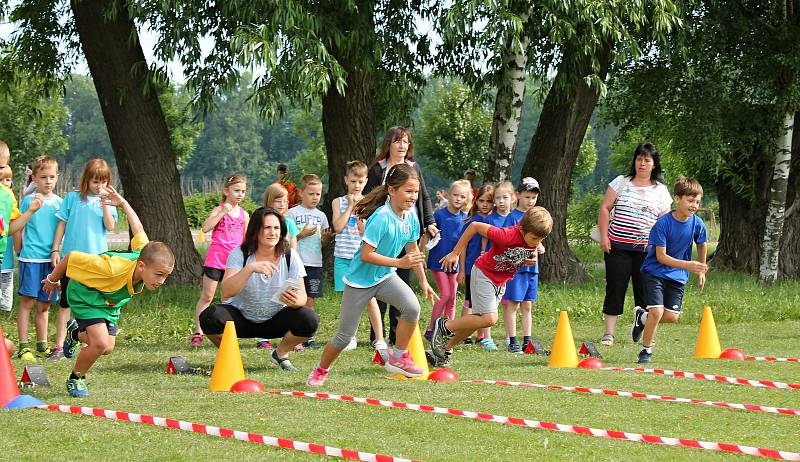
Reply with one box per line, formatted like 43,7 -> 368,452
333,196 -> 362,259
607,175 -> 672,251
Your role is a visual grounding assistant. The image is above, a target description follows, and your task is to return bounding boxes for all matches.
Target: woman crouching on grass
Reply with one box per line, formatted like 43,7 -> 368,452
199,207 -> 319,371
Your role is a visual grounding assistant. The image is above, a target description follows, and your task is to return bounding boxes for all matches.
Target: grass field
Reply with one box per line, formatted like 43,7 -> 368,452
1,247 -> 798,461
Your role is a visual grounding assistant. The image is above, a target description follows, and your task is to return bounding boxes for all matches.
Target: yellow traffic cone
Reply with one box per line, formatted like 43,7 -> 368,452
694,306 -> 721,359
209,321 -> 246,391
391,323 -> 430,381
548,311 -> 579,368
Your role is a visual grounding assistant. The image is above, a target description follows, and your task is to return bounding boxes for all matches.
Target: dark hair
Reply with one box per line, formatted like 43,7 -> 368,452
374,126 -> 415,163
240,207 -> 288,258
626,143 -> 663,183
465,183 -> 494,222
355,163 -> 418,220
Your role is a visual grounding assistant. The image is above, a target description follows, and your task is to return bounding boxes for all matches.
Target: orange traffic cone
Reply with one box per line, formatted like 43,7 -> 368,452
208,321 -> 246,391
0,327 -> 20,407
548,311 -> 579,368
694,306 -> 722,359
390,324 -> 429,381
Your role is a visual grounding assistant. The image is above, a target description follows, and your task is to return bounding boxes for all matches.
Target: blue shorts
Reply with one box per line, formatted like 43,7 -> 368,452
641,272 -> 685,314
334,257 -> 351,292
18,261 -> 59,303
304,265 -> 323,298
502,270 -> 538,302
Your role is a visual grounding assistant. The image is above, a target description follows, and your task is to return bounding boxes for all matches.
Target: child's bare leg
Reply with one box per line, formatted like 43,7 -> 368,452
641,306 -> 664,347
319,342 -> 344,369
393,319 -> 418,350
503,301 -> 519,338
445,313 -> 498,348
54,307 -> 71,347
33,300 -> 51,344
306,297 -> 316,309
521,301 -> 532,337
275,332 -> 306,358
193,276 -> 218,335
478,327 -> 491,338
16,296 -> 34,344
73,323 -> 116,376
603,314 -> 618,335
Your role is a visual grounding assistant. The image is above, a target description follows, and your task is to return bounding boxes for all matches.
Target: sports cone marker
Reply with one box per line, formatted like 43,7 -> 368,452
390,324 -> 429,381
208,321 -> 246,392
548,311 -> 579,368
694,306 -> 722,359
0,327 -> 43,409
372,350 -> 385,365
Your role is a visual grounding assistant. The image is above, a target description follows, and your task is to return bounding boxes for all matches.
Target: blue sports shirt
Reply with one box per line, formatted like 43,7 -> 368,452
56,191 -> 118,257
641,212 -> 707,284
427,207 -> 466,273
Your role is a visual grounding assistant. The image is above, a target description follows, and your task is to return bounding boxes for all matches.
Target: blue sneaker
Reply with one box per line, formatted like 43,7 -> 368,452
66,376 -> 89,397
637,349 -> 652,364
479,337 -> 498,351
64,319 -> 79,358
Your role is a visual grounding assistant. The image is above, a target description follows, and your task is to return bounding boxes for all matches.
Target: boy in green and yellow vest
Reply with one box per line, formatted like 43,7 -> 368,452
43,184 -> 175,397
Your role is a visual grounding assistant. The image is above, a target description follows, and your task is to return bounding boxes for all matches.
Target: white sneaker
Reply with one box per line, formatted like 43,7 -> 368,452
372,339 -> 388,351
343,337 -> 358,351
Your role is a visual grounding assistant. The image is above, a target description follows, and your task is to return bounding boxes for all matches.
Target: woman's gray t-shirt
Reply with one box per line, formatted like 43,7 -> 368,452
224,247 -> 306,322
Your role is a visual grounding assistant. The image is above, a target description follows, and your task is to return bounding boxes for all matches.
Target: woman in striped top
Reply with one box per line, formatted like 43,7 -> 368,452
597,143 -> 672,346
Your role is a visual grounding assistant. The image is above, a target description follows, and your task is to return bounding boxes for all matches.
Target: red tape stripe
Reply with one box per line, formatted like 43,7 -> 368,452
465,380 -> 800,416
271,391 -> 800,460
746,356 -> 800,363
35,404 -> 416,461
603,367 -> 800,389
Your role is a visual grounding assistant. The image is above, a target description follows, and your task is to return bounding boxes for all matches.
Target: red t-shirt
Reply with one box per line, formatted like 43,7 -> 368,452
474,225 -> 536,286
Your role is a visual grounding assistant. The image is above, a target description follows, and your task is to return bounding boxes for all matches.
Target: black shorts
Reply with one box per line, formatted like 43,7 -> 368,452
464,275 -> 472,304
641,272 -> 685,313
199,303 -> 319,339
203,266 -> 225,282
59,276 -> 71,309
76,318 -> 118,336
303,266 -> 323,298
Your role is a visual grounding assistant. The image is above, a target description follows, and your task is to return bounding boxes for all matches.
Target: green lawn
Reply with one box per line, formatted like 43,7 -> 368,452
1,258 -> 798,461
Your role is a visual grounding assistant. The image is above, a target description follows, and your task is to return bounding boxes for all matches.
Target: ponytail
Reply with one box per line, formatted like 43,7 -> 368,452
355,163 -> 418,220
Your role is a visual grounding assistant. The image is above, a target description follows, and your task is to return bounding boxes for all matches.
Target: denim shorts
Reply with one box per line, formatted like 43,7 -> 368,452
18,261 -> 59,303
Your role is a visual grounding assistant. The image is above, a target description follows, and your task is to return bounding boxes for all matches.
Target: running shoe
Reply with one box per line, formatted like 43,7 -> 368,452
384,350 -> 424,378
63,319 -> 79,358
307,366 -> 329,387
66,376 -> 89,397
190,334 -> 203,347
631,307 -> 647,343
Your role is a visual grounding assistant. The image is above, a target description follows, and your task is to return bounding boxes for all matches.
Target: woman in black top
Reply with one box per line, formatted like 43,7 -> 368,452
364,126 -> 438,344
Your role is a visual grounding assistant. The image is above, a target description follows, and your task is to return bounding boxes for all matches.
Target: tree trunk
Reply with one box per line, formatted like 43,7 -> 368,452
486,32 -> 529,182
759,111 -> 794,282
520,43 -> 612,282
778,111 -> 800,277
711,145 -> 772,273
72,0 -> 201,284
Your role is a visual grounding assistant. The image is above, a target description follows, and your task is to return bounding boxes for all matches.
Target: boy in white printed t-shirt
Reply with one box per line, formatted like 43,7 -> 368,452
288,173 -> 330,349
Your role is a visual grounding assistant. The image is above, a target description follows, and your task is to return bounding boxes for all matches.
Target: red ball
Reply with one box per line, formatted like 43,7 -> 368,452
428,368 -> 459,382
230,379 -> 265,393
577,357 -> 606,369
720,348 -> 745,360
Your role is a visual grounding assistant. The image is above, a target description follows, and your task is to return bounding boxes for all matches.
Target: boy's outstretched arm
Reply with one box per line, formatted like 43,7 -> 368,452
697,242 -> 708,293
42,252 -> 71,297
654,246 -> 708,274
105,185 -> 144,235
439,222 -> 492,272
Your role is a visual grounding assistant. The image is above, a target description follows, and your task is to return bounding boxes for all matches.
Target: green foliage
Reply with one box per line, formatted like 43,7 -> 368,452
0,74 -> 68,168
415,81 -> 492,181
158,83 -> 203,170
183,192 -> 259,229
62,74 -> 112,170
566,191 -> 602,241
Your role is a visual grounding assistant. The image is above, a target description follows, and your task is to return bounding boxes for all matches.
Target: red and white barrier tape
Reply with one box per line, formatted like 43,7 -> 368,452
35,404 -> 415,462
603,367 -> 800,390
745,356 -> 800,363
465,380 -> 800,416
272,391 -> 800,460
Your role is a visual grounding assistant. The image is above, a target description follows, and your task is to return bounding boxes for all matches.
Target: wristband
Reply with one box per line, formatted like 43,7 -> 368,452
45,274 -> 60,285
51,250 -> 60,254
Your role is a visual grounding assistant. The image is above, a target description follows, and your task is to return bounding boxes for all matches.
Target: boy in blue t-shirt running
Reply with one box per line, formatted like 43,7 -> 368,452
632,177 -> 708,364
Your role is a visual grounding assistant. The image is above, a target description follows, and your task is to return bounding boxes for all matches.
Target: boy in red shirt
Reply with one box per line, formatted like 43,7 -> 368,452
433,206 -> 553,366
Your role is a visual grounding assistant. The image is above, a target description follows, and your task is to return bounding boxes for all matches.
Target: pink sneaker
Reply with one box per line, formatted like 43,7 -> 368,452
307,366 -> 329,387
256,340 -> 273,349
294,343 -> 305,351
384,350 -> 424,377
190,334 -> 203,347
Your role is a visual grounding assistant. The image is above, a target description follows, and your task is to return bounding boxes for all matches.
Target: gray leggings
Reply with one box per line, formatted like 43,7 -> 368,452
330,273 -> 421,350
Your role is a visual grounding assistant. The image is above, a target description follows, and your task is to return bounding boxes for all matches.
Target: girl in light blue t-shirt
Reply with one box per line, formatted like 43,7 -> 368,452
50,159 -> 118,360
307,164 -> 438,387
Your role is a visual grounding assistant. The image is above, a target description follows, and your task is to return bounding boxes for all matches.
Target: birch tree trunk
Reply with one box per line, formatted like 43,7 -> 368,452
486,33 -> 529,183
759,111 -> 794,283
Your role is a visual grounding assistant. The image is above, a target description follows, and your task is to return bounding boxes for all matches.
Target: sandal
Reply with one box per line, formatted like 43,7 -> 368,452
271,350 -> 298,371
600,333 -> 614,346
